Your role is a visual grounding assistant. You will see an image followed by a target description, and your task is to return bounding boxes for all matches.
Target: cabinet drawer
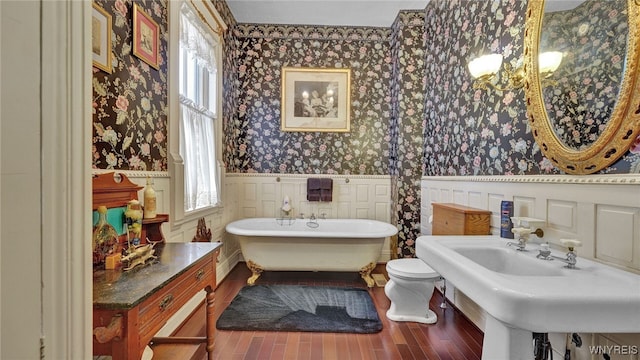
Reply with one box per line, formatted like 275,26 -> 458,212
137,255 -> 213,343
432,203 -> 491,235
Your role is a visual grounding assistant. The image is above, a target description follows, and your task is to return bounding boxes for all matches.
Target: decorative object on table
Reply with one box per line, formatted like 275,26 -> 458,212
143,176 -> 157,219
281,67 -> 351,132
192,217 -> 212,242
216,284 -> 382,334
124,199 -> 143,246
132,3 -> 159,69
92,205 -> 119,268
91,2 -> 112,73
121,242 -> 157,271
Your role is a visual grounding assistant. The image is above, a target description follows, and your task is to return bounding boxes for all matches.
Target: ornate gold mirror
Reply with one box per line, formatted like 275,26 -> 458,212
524,0 -> 640,174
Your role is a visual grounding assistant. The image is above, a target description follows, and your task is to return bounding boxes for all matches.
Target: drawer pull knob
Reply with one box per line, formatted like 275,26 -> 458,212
196,269 -> 205,281
159,294 -> 173,311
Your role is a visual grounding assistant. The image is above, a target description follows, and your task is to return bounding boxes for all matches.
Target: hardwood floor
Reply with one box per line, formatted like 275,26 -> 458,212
151,263 -> 484,360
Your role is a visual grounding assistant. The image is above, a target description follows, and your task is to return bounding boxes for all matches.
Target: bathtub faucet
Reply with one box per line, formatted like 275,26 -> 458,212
306,213 -> 319,228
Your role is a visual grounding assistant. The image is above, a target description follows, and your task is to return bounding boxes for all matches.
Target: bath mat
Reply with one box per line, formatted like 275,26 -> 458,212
216,284 -> 382,334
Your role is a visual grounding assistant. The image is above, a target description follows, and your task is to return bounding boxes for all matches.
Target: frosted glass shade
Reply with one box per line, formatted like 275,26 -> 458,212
539,51 -> 563,74
468,54 -> 503,79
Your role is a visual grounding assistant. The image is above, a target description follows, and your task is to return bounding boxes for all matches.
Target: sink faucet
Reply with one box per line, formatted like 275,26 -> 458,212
536,239 -> 581,269
306,213 -> 319,228
507,217 -> 545,251
537,239 -> 581,269
508,227 -> 531,251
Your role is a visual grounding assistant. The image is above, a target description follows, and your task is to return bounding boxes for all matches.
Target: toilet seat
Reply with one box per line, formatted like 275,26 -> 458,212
386,258 -> 439,280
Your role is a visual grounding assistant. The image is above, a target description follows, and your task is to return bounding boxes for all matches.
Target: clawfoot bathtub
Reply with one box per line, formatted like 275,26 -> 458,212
225,218 -> 398,287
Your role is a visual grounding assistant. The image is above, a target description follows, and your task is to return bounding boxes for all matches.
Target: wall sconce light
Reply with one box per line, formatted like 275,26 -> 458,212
468,51 -> 562,92
538,51 -> 563,80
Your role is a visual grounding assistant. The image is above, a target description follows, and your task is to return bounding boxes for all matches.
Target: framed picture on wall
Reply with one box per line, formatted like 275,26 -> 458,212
132,4 -> 159,70
92,3 -> 112,73
281,67 -> 351,132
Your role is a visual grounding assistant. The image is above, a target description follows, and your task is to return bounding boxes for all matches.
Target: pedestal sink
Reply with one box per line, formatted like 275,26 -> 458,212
416,235 -> 640,360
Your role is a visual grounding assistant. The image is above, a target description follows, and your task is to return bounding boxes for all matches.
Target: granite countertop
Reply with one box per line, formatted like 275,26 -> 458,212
93,242 -> 222,310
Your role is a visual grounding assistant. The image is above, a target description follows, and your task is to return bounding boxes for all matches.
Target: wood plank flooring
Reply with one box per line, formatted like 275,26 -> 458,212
151,263 -> 484,360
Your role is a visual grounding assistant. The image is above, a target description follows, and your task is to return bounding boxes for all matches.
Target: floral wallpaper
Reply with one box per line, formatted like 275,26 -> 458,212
422,0 -> 640,175
92,0 -> 168,171
390,11 -> 426,258
212,0 -> 240,160
423,0 -> 547,176
224,24 -> 393,175
541,0 -> 626,150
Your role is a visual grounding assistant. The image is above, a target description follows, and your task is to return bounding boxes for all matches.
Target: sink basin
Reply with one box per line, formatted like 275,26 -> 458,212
453,247 -> 563,276
417,235 -> 640,359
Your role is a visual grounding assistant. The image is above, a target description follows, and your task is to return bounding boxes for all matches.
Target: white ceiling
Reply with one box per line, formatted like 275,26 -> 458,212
225,0 -> 430,28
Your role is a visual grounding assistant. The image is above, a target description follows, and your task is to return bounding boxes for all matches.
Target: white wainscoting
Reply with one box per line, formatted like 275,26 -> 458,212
421,175 -> 640,359
421,175 -> 640,271
92,171 -> 393,273
226,173 -> 394,262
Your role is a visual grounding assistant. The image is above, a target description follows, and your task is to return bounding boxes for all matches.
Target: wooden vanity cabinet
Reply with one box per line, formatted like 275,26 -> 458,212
432,203 -> 491,235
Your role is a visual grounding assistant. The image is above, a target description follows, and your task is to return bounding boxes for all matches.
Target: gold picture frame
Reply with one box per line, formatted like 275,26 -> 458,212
281,67 -> 351,132
132,4 -> 159,70
92,3 -> 112,73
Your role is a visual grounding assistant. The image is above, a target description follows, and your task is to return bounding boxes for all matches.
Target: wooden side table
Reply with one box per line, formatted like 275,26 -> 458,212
93,242 -> 222,360
432,203 -> 491,235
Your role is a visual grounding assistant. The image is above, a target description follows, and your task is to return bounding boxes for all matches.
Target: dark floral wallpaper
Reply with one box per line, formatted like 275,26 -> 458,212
541,0 -> 626,150
224,24 -> 393,175
422,0 -> 640,175
390,11 -> 426,258
423,0 -> 545,176
212,0 -> 239,160
92,0 -> 168,171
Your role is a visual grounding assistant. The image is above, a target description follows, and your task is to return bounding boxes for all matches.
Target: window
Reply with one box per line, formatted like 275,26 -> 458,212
178,2 -> 221,212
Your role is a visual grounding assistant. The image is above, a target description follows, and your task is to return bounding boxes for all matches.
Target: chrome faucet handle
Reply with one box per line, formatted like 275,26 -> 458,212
298,212 -> 305,219
512,227 -> 531,240
560,239 -> 582,251
309,213 -> 316,220
320,212 -> 326,220
536,243 -> 553,260
508,227 -> 531,251
560,239 -> 581,269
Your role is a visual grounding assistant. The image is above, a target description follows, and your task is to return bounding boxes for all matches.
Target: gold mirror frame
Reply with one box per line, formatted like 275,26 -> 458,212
523,0 -> 640,174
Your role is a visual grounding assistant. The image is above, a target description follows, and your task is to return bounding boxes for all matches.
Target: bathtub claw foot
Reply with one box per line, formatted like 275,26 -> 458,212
246,260 -> 264,286
360,262 -> 377,288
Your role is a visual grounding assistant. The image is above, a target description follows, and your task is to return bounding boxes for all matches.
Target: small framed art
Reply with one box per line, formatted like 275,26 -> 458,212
132,4 -> 159,69
281,67 -> 351,132
92,3 -> 112,73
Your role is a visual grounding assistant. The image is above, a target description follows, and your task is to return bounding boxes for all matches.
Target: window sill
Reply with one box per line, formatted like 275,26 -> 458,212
172,203 -> 224,228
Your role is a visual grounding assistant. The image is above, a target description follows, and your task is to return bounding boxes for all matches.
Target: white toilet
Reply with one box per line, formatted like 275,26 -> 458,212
384,258 -> 440,324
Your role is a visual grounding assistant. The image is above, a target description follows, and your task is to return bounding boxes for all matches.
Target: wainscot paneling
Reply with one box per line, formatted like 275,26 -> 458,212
226,173 -> 393,262
421,174 -> 640,359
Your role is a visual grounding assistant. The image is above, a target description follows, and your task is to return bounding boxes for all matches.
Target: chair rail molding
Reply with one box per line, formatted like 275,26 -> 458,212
422,174 -> 640,185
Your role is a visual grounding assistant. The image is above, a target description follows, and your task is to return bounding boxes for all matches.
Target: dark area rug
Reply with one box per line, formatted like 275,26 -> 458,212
216,284 -> 382,333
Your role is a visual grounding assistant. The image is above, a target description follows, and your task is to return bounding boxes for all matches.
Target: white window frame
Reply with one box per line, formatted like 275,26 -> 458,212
169,0 -> 226,226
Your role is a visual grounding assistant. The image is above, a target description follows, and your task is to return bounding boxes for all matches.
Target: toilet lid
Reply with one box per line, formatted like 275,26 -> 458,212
386,258 -> 439,278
